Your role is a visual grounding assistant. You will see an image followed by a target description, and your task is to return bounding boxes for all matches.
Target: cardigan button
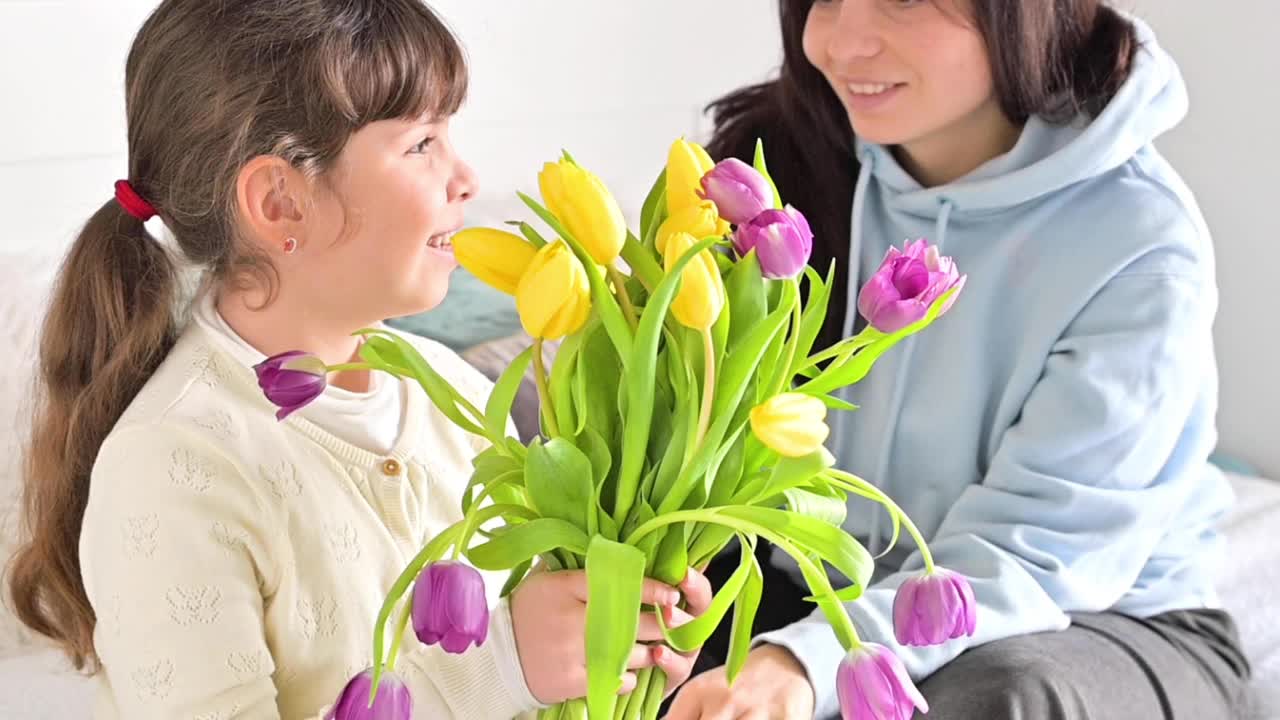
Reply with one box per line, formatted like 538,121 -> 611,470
381,458 -> 402,476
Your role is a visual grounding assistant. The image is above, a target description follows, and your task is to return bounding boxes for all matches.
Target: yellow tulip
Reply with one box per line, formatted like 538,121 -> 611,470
517,241 -> 592,340
666,137 -> 716,216
662,231 -> 726,331
750,393 -> 831,458
538,159 -> 626,265
452,228 -> 538,295
656,201 -> 724,255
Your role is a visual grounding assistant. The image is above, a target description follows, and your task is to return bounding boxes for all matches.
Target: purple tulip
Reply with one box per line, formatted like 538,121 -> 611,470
698,158 -> 773,225
733,205 -> 814,279
893,568 -> 977,646
836,643 -> 928,720
253,351 -> 327,420
857,239 -> 966,334
412,561 -> 489,653
324,668 -> 412,720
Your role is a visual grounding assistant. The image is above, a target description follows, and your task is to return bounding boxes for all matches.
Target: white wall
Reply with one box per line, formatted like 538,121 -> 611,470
0,1 -> 1274,476
0,0 -> 781,254
1124,1 -> 1280,477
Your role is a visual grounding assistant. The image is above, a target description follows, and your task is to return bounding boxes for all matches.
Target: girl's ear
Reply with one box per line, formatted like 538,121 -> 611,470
236,155 -> 307,254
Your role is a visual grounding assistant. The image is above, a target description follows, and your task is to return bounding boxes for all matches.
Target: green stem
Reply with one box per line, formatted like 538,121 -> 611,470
621,668 -> 651,720
785,537 -> 862,650
385,597 -> 414,672
350,328 -> 491,430
608,264 -> 641,332
621,509 -> 861,648
614,671 -> 642,720
563,698 -> 588,720
370,523 -> 462,697
623,230 -> 662,290
372,504 -> 530,695
323,361 -> 374,373
532,339 -> 561,438
824,469 -> 934,573
694,326 -> 716,449
794,329 -> 882,375
772,278 -> 803,396
452,471 -> 522,561
638,668 -> 667,720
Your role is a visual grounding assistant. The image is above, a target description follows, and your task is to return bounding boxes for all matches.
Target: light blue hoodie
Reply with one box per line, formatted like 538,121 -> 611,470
756,18 -> 1231,718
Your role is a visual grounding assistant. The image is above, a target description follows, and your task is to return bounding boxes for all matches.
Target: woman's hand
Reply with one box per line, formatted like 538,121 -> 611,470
510,567 -> 713,705
664,643 -> 816,719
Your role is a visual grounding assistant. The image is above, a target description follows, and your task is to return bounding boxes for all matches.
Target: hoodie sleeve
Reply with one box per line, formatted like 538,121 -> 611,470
757,261 -> 1219,718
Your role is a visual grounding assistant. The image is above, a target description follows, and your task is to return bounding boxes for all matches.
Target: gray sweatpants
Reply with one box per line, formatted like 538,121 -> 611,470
915,609 -> 1251,720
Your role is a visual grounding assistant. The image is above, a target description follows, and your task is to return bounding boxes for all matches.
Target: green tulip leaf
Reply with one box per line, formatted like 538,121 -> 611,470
585,537 -> 647,719
525,438 -> 596,536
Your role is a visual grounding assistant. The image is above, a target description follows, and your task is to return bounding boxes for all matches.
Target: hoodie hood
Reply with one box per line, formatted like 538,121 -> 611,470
855,16 -> 1187,219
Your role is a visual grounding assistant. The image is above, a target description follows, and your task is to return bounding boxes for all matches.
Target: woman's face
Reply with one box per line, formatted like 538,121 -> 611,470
803,0 -> 1005,157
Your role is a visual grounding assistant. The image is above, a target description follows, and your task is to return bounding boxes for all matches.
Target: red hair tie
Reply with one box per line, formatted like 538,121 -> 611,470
114,179 -> 158,222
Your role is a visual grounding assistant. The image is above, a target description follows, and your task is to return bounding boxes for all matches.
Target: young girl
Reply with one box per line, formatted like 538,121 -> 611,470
5,1 -> 708,718
667,1 -> 1252,718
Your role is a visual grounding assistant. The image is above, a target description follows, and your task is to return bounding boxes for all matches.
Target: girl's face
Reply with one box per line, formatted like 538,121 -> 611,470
803,0 -> 1007,162
297,115 -> 478,326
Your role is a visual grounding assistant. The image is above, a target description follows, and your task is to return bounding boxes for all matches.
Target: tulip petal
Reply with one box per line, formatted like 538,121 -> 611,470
664,231 -> 726,330
892,568 -> 979,647
859,240 -> 965,332
325,669 -> 413,720
412,562 -> 490,654
892,580 -> 919,646
857,272 -> 899,320
698,158 -> 773,225
452,228 -> 538,295
736,208 -> 813,279
949,571 -> 978,637
901,238 -> 928,260
890,258 -> 930,298
667,138 -> 716,215
750,393 -> 830,457
852,656 -> 898,720
658,202 -> 722,255
871,648 -> 928,716
515,241 -> 591,340
254,351 -> 327,420
539,159 -> 625,265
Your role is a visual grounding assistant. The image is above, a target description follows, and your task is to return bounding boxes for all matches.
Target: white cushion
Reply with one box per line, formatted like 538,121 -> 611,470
1218,473 -> 1280,717
0,246 -> 65,657
0,648 -> 92,719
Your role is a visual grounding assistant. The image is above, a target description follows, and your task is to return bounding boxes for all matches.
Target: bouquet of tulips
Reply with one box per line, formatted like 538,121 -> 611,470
256,138 -> 972,720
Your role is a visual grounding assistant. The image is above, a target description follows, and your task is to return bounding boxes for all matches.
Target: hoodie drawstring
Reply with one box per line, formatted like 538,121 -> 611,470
935,197 -> 955,251
840,151 -> 876,340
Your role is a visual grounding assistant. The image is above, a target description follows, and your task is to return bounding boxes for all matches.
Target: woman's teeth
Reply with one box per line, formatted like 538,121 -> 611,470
427,233 -> 453,249
848,82 -> 898,95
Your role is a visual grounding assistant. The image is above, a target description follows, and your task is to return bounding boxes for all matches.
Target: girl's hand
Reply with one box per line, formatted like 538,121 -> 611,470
510,567 -> 713,705
653,568 -> 714,698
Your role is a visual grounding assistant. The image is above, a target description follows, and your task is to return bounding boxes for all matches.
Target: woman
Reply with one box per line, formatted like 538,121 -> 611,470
666,1 -> 1252,718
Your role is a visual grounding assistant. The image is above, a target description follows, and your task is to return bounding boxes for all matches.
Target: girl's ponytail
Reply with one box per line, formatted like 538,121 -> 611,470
6,197 -> 177,670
